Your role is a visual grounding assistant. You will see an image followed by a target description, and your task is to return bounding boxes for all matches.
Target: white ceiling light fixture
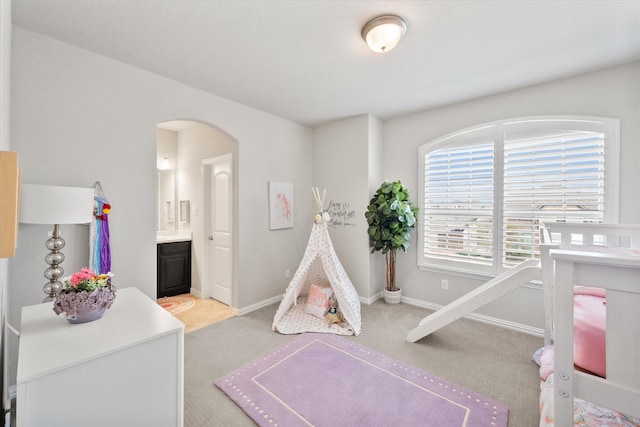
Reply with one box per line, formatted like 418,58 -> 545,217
362,15 -> 407,53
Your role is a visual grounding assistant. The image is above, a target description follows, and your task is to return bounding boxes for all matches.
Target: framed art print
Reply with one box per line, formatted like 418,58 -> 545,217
269,182 -> 294,230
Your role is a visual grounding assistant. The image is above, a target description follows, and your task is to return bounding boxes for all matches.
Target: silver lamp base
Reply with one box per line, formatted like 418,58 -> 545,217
43,224 -> 65,302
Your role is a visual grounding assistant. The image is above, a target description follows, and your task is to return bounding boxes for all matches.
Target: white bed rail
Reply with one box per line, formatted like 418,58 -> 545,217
540,223 -> 640,345
542,223 -> 640,249
540,223 -> 640,425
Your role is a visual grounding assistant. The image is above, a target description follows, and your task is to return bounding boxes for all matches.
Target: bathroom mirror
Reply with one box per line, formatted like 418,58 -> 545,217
157,169 -> 177,231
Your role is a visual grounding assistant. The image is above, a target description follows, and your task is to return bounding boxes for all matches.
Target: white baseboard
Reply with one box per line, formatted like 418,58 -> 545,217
401,295 -> 544,337
232,292 -> 544,338
232,295 -> 282,316
359,292 -> 382,305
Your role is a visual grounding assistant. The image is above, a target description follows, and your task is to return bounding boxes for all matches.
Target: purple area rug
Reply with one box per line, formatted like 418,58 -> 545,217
215,333 -> 508,426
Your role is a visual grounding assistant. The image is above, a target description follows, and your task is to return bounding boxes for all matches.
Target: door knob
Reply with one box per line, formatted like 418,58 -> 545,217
208,235 -> 214,240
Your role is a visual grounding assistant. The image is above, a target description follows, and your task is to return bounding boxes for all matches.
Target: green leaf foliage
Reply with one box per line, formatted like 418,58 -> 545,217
364,180 -> 419,254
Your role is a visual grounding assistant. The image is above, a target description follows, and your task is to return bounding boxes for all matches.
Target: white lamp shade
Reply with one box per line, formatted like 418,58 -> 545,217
20,184 -> 95,225
362,15 -> 407,53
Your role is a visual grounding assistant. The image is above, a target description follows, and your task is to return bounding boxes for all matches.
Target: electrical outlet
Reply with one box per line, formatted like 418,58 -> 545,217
285,269 -> 291,279
440,279 -> 448,290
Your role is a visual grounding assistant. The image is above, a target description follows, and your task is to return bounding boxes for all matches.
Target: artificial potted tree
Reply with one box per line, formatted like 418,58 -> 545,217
365,180 -> 419,304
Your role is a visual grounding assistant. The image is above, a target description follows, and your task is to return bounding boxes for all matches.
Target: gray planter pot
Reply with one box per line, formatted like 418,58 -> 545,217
383,288 -> 401,304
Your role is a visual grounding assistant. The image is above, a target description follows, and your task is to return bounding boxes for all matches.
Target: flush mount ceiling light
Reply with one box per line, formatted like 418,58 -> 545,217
361,14 -> 407,53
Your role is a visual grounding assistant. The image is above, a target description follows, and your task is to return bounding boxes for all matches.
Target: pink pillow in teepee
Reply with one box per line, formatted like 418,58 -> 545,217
305,283 -> 333,319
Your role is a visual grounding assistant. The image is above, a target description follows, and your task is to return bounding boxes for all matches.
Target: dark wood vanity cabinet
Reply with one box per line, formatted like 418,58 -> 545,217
157,241 -> 192,298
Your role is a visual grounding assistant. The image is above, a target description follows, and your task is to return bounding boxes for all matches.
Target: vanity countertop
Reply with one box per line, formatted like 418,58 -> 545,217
156,231 -> 192,244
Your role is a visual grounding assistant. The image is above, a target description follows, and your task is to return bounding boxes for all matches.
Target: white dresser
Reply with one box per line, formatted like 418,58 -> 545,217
17,287 -> 184,427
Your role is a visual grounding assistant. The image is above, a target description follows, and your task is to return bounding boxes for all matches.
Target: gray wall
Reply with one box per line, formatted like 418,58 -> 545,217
312,115 -> 375,300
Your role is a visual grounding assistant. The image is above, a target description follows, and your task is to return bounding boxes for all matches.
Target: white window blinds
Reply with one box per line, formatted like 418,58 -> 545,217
423,138 -> 495,266
502,128 -> 605,267
418,117 -> 619,277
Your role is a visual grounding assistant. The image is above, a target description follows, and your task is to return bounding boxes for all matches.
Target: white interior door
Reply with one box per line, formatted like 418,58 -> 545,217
204,154 -> 233,305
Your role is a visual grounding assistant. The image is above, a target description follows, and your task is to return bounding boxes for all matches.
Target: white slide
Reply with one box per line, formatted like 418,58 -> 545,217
407,259 -> 541,343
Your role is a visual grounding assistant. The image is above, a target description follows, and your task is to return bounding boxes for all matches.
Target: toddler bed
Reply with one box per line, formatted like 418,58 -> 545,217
539,223 -> 640,426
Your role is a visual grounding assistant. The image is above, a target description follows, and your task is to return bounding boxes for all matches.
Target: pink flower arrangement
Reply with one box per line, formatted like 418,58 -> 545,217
54,267 -> 116,323
64,267 -> 112,292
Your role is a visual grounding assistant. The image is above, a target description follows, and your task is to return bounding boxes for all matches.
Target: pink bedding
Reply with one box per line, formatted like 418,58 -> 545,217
573,286 -> 606,377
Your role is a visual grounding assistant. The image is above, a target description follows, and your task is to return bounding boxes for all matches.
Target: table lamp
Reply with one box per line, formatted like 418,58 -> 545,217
20,184 -> 95,302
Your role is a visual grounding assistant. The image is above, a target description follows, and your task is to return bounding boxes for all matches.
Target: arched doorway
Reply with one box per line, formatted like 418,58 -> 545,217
156,120 -> 237,313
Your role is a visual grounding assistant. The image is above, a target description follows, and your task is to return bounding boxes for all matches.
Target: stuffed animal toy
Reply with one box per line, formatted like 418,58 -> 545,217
325,294 -> 344,325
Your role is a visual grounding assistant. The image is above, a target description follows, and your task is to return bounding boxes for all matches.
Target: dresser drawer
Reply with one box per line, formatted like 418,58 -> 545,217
158,241 -> 191,255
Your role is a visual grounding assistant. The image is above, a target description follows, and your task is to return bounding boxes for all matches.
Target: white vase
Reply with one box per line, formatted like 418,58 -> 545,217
383,288 -> 401,304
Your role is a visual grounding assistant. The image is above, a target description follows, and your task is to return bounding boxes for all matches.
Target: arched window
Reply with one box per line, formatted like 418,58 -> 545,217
418,116 -> 619,277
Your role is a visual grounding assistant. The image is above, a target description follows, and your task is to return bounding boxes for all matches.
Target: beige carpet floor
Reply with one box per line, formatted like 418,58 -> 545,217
183,300 -> 544,426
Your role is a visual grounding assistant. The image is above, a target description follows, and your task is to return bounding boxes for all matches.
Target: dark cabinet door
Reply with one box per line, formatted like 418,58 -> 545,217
157,241 -> 192,298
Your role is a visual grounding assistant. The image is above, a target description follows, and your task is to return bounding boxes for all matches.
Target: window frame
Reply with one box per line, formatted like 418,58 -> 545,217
417,116 -> 620,279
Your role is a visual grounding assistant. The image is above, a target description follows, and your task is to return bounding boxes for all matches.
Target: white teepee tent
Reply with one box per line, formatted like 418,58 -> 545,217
272,189 -> 362,336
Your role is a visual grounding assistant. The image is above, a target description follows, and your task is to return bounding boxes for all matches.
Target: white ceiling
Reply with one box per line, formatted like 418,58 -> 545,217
12,0 -> 640,128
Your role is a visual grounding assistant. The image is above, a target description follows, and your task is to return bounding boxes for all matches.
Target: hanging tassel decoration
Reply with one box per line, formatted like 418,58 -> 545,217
90,181 -> 112,275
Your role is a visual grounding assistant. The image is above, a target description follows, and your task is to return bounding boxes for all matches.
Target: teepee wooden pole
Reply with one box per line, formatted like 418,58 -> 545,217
312,187 -> 326,211
312,187 -> 320,210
